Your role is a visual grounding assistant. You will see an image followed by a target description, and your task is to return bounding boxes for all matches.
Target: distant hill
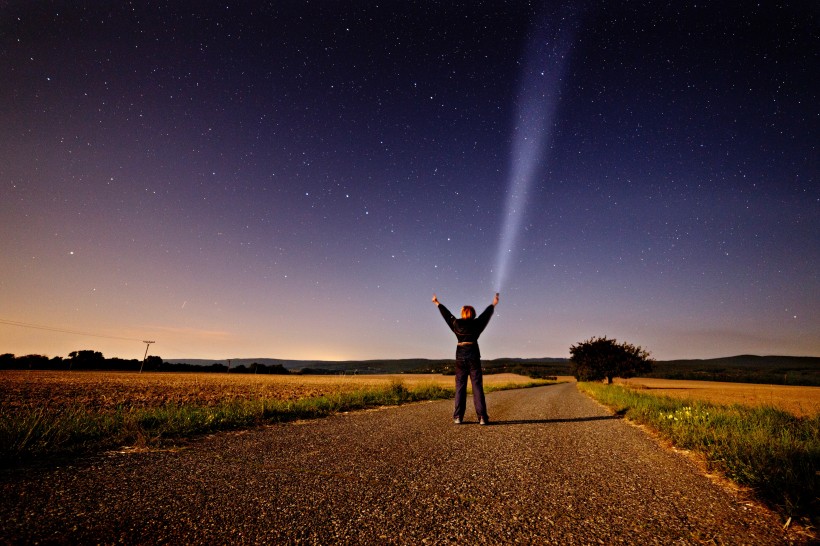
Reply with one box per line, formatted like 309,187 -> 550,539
649,355 -> 820,386
166,357 -> 570,376
658,355 -> 820,368
165,355 -> 819,385
6,353 -> 815,385
167,358 -> 451,374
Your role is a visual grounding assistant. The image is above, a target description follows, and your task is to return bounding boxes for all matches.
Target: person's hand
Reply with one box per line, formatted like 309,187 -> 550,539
493,292 -> 499,306
432,294 -> 439,305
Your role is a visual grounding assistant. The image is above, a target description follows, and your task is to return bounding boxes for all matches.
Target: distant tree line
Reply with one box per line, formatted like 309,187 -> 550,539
4,346 -> 814,385
407,358 -> 570,379
647,356 -> 820,386
0,352 -> 290,374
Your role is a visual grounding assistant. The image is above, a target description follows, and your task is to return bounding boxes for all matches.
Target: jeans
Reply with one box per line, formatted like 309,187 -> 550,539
453,358 -> 488,420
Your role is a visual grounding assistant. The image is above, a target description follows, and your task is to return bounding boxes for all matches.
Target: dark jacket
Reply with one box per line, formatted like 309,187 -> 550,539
437,303 -> 495,360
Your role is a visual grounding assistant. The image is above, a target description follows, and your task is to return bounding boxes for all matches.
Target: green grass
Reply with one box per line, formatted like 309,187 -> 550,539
578,382 -> 819,521
0,379 -> 552,466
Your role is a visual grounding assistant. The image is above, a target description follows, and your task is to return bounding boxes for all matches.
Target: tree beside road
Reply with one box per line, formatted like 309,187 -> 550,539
570,336 -> 653,384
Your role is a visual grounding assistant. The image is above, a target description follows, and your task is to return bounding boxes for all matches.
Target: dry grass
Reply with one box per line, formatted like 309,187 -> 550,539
0,370 -> 550,464
617,377 -> 820,417
580,381 -> 820,522
0,370 -> 537,413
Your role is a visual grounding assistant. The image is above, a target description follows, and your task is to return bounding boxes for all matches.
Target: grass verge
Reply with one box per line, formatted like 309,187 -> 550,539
0,378 -> 552,466
578,382 -> 819,522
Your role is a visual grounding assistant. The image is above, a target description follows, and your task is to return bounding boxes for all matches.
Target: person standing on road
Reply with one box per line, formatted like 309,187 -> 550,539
432,292 -> 499,425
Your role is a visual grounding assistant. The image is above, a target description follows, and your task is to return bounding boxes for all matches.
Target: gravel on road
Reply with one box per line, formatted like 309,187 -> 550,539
0,382 -> 802,544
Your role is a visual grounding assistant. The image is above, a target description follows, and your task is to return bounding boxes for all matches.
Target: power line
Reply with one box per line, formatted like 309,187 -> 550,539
0,318 -> 145,343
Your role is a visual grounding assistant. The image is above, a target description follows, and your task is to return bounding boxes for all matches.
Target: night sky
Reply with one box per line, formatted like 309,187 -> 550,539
1,2 -> 817,362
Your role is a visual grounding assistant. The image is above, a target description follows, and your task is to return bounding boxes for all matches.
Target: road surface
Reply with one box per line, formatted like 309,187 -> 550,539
0,382 -> 798,544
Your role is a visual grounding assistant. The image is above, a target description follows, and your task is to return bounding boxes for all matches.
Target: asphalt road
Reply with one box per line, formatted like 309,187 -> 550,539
0,382 -> 799,544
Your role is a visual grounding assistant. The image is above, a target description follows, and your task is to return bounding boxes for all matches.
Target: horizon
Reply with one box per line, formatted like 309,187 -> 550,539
3,341 -> 819,364
2,3 -> 817,363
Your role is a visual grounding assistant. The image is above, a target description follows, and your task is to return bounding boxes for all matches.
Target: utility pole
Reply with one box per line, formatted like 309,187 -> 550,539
140,341 -> 155,373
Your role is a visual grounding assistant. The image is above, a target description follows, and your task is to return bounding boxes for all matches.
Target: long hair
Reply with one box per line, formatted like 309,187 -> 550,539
460,306 -> 475,319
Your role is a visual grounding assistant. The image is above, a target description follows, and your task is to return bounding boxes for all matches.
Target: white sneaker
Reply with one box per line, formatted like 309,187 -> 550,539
453,417 -> 463,424
479,418 -> 488,426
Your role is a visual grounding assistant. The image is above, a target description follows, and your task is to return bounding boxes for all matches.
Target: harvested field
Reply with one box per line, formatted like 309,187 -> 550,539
0,371 -> 549,463
0,370 -> 537,412
617,377 -> 820,417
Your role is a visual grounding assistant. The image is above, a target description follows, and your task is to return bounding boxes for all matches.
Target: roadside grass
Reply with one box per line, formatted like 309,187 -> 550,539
0,378 -> 552,466
578,382 -> 819,522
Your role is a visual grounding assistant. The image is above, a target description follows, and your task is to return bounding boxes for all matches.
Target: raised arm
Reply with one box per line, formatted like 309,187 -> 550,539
474,293 -> 499,333
433,294 -> 457,332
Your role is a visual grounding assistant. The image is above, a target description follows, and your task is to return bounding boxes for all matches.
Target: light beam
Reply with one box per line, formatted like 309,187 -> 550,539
493,10 -> 575,292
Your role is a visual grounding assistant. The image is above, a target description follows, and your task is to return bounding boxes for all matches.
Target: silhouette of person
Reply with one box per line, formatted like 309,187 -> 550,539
432,292 -> 499,425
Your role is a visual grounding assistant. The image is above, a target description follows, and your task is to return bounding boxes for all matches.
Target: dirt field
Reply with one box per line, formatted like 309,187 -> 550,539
617,377 -> 820,417
0,370 -> 538,411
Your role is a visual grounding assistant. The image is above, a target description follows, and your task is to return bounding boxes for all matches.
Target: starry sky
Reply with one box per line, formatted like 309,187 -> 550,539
1,2 -> 817,362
